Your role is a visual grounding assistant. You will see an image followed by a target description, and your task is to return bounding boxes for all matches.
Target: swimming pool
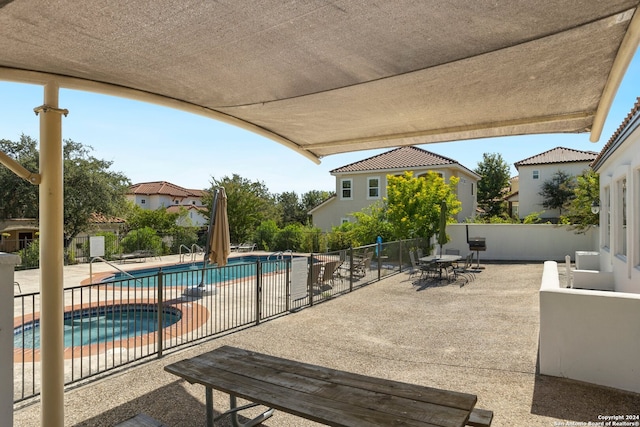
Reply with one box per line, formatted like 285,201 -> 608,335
14,303 -> 182,349
102,255 -> 295,288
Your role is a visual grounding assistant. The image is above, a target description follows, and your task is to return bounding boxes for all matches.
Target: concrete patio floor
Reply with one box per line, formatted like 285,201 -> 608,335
13,261 -> 640,426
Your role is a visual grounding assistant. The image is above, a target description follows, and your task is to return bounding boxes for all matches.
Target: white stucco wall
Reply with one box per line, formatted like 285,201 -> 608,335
595,120 -> 640,294
444,224 -> 598,261
539,261 -> 640,394
517,162 -> 593,220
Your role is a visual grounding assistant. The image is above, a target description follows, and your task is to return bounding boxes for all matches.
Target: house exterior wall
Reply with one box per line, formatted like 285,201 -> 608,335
311,167 -> 478,232
127,194 -> 174,210
127,194 -> 208,227
517,161 -> 593,220
595,125 -> 640,294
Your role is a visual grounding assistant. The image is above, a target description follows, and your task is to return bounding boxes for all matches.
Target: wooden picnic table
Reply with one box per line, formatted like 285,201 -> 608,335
164,345 -> 492,427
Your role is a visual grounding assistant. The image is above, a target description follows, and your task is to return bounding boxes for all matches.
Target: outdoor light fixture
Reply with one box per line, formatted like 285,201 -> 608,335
591,200 -> 600,214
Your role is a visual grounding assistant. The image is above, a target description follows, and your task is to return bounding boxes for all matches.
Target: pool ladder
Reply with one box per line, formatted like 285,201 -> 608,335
179,244 -> 205,263
89,256 -> 144,285
268,249 -> 293,261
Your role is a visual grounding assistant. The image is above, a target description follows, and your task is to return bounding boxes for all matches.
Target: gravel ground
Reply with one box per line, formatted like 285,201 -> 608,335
13,262 -> 640,427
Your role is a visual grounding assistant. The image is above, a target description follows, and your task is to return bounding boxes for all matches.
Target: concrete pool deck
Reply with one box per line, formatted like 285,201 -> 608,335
13,261 -> 640,426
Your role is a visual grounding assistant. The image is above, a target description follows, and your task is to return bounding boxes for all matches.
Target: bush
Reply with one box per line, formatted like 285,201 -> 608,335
275,223 -> 304,251
18,238 -> 40,269
120,227 -> 163,254
254,220 -> 279,251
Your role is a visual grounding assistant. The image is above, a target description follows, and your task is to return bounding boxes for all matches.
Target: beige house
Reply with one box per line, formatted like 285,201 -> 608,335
513,147 -> 598,221
310,146 -> 480,231
127,181 -> 208,227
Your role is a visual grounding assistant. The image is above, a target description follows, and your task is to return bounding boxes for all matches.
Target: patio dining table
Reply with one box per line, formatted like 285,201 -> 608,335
419,254 -> 462,279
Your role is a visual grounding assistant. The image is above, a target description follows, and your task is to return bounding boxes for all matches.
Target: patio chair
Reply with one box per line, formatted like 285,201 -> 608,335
453,253 -> 475,284
409,251 -> 438,281
445,248 -> 461,268
315,260 -> 341,292
353,251 -> 373,277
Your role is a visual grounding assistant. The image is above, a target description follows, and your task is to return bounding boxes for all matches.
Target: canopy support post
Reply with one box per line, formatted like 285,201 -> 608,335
37,82 -> 66,427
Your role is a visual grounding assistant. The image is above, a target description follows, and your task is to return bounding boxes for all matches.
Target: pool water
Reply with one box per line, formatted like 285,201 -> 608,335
103,255 -> 293,288
14,304 -> 181,349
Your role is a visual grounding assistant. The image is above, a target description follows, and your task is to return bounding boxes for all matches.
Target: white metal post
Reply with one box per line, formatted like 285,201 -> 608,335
37,82 -> 66,427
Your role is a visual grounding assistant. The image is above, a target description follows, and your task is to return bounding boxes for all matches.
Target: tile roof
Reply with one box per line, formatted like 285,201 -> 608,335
592,97 -> 640,171
90,213 -> 125,224
514,147 -> 598,168
128,181 -> 205,198
331,146 -> 465,173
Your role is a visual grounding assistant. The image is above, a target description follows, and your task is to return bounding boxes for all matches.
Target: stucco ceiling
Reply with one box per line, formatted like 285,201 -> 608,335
1,1 -> 639,163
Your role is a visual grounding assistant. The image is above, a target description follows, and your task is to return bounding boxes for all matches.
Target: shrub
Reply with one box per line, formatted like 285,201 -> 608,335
120,227 -> 163,254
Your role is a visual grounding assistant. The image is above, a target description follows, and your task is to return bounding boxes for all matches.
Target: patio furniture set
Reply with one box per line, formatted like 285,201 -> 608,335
410,249 -> 476,285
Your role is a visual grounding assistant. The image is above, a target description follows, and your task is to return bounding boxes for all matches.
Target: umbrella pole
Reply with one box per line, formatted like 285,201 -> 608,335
200,189 -> 219,286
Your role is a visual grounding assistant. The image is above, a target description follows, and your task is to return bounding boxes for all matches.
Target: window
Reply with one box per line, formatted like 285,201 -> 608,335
532,170 -> 539,180
471,183 -> 474,196
340,179 -> 353,200
603,186 -> 610,250
140,199 -> 146,205
616,178 -> 627,258
192,201 -> 196,205
367,177 -> 380,199
341,217 -> 350,224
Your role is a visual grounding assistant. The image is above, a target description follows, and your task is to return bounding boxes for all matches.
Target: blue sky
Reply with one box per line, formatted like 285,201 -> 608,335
1,51 -> 638,195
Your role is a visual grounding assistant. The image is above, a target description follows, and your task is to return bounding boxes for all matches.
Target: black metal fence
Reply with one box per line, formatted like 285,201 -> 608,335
12,238 -> 426,403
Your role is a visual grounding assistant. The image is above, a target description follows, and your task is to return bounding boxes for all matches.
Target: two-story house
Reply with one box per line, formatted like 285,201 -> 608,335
513,147 -> 597,221
127,181 -> 208,227
310,146 -> 480,231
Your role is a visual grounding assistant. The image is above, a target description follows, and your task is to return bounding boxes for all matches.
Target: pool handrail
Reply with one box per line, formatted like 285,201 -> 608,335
268,249 -> 293,261
89,256 -> 144,286
178,245 -> 192,263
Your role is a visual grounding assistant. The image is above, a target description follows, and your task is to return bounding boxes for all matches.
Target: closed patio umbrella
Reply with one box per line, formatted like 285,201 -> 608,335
207,187 -> 230,267
192,187 -> 230,293
438,200 -> 449,256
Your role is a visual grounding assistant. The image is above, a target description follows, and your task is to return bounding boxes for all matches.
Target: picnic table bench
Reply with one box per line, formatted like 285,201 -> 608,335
164,345 -> 492,427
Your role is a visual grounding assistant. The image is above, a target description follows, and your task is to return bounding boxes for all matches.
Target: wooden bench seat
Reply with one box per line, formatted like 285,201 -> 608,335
165,345 -> 492,427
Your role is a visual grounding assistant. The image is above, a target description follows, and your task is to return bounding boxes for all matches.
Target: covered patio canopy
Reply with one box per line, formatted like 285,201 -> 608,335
1,2 -> 640,427
1,1 -> 639,163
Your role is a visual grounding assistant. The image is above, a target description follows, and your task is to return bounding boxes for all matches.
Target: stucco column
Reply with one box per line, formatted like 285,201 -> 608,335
37,82 -> 66,427
0,252 -> 20,427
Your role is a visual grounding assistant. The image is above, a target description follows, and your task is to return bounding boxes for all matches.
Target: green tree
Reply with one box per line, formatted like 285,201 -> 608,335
0,136 -> 130,252
301,190 -> 332,215
63,140 -> 130,250
277,191 -> 305,226
350,202 -> 393,246
474,153 -> 511,218
539,170 -> 576,217
565,169 -> 599,232
0,135 -> 40,219
204,174 -> 278,243
385,171 -> 460,241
